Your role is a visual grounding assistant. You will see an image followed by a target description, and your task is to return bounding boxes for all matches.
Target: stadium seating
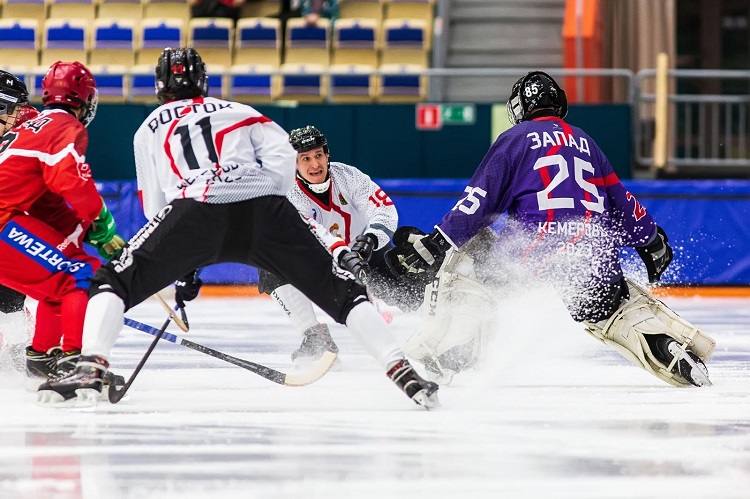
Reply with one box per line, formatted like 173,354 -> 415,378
377,63 -> 426,102
129,64 -> 157,102
137,17 -> 184,65
2,0 -> 47,25
228,64 -> 279,102
90,18 -> 137,67
98,0 -> 144,25
29,65 -> 47,102
188,17 -> 234,67
332,18 -> 379,66
238,0 -> 280,18
381,18 -> 428,66
205,64 -> 226,98
48,0 -> 96,22
41,18 -> 88,66
234,17 -> 281,67
88,64 -> 128,102
339,0 -> 383,22
143,0 -> 190,25
383,0 -> 433,24
328,64 -> 376,103
279,63 -> 327,102
284,17 -> 331,66
0,18 -> 39,68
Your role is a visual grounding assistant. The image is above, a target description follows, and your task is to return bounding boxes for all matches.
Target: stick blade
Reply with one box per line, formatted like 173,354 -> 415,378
283,351 -> 338,386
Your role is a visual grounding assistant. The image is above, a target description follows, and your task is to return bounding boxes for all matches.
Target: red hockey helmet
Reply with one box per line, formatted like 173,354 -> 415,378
41,61 -> 98,127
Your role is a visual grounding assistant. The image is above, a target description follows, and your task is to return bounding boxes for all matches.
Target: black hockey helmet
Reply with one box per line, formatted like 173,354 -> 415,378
289,125 -> 329,154
0,70 -> 29,117
155,47 -> 209,104
506,71 -> 568,125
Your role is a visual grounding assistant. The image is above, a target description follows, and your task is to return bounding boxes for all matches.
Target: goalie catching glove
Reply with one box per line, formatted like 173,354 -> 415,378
385,226 -> 452,277
175,269 -> 203,308
84,202 -> 126,260
636,225 -> 673,283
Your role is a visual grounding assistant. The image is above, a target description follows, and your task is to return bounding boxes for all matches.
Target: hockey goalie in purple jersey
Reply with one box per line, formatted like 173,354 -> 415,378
386,71 -> 715,388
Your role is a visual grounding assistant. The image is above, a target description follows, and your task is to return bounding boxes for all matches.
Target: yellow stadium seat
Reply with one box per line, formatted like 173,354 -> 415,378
332,18 -> 379,66
234,17 -> 281,67
339,0 -> 383,22
227,64 -> 280,103
41,18 -> 89,67
2,1 -> 47,26
143,0 -> 190,25
0,19 -> 40,68
98,0 -> 144,26
136,17 -> 185,65
239,0 -> 280,18
128,64 -> 158,103
278,63 -> 327,102
380,18 -> 429,66
328,63 -> 376,103
383,0 -> 433,24
284,17 -> 330,67
88,64 -> 128,102
90,18 -> 137,67
188,17 -> 234,67
376,63 -> 427,102
205,64 -> 227,99
48,0 -> 96,22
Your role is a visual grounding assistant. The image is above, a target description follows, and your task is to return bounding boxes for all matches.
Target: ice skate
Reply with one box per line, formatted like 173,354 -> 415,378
25,346 -> 62,380
387,359 -> 440,409
37,355 -> 109,407
653,336 -> 711,387
55,349 -> 81,376
291,324 -> 339,365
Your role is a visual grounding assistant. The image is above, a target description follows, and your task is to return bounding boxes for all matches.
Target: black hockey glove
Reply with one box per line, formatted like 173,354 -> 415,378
351,233 -> 377,262
385,227 -> 451,277
636,226 -> 673,283
338,250 -> 370,281
175,270 -> 203,308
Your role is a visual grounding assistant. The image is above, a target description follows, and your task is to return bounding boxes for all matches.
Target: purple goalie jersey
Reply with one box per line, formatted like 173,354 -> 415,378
438,116 -> 656,249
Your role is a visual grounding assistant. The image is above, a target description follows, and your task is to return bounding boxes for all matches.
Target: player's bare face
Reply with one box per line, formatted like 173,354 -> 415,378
296,147 -> 329,184
0,109 -> 19,134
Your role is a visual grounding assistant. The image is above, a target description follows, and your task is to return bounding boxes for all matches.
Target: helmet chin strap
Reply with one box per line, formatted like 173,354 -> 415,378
308,177 -> 331,194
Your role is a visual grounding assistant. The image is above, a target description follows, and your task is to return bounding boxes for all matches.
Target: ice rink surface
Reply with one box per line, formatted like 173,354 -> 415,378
0,290 -> 749,499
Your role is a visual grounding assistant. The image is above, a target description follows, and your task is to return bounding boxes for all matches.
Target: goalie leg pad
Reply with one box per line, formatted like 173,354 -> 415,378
584,279 -> 715,387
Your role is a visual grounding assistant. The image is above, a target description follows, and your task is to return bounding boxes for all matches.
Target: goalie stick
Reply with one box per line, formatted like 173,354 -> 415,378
123,317 -> 338,387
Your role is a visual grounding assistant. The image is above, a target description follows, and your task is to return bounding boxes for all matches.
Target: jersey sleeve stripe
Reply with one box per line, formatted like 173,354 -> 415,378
215,116 -> 272,156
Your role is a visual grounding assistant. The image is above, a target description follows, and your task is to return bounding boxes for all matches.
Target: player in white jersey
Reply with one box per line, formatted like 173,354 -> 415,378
258,126 -> 430,363
38,47 -> 439,409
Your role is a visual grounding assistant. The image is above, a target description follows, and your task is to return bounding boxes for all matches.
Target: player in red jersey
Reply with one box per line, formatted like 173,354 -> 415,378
0,64 -> 125,380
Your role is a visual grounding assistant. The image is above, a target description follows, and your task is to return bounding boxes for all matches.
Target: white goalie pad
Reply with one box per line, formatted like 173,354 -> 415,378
404,244 -> 497,383
583,277 -> 715,387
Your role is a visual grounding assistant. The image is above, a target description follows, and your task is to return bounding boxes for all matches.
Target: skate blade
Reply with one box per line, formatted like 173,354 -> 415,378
412,388 -> 440,410
36,388 -> 100,408
668,343 -> 712,387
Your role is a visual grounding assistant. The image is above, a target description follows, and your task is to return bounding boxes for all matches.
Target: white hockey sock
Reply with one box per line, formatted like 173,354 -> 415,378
345,302 -> 404,368
271,284 -> 320,335
81,292 -> 125,359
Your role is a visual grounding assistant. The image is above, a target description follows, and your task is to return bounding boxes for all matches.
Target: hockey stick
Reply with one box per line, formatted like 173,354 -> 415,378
108,315 -> 171,404
154,292 -> 189,332
123,317 -> 338,387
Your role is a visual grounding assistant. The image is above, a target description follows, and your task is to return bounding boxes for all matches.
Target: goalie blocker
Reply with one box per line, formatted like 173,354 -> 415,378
583,277 -> 715,387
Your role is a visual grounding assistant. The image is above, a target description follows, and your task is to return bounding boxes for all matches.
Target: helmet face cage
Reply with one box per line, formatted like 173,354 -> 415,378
0,70 -> 29,118
155,47 -> 209,104
41,61 -> 98,127
506,71 -> 568,125
289,125 -> 329,154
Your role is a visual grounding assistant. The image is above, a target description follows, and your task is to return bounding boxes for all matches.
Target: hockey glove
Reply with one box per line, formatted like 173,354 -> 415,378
175,270 -> 204,308
385,227 -> 451,277
351,233 -> 377,262
636,226 -> 673,283
85,202 -> 117,246
96,234 -> 126,261
338,250 -> 370,281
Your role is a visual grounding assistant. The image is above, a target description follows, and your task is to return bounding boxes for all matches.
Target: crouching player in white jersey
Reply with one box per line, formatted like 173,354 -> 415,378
258,125 -> 435,364
386,71 -> 715,388
37,48 -> 439,409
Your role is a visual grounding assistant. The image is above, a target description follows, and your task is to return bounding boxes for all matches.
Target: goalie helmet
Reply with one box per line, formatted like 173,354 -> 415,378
289,125 -> 329,155
0,70 -> 30,131
42,61 -> 98,127
155,47 -> 209,104
506,71 -> 568,125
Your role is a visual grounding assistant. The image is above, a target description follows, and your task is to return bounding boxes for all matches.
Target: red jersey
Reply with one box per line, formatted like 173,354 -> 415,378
0,108 -> 103,236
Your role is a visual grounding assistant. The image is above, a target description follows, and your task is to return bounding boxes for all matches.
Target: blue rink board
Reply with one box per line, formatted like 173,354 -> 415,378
98,179 -> 750,286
